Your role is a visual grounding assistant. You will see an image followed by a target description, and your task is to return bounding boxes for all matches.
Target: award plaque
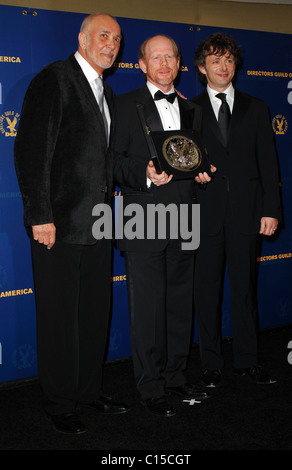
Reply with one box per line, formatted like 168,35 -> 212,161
150,129 -> 211,179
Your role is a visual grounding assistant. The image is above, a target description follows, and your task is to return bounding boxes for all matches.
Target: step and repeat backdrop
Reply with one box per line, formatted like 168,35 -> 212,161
0,5 -> 291,383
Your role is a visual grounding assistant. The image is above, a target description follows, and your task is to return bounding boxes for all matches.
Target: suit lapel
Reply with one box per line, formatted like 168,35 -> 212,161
104,82 -> 113,116
203,88 -> 251,145
198,90 -> 226,146
104,81 -> 115,144
228,88 -> 251,142
194,88 -> 253,153
68,54 -> 109,141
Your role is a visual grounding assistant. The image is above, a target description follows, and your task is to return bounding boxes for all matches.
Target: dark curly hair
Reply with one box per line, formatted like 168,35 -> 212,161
194,33 -> 243,85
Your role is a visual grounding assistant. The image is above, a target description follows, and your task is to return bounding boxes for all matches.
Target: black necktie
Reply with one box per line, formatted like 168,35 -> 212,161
216,93 -> 231,143
154,90 -> 177,103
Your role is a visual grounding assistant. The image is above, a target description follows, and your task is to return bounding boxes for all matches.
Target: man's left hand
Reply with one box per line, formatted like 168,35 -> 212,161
195,165 -> 217,184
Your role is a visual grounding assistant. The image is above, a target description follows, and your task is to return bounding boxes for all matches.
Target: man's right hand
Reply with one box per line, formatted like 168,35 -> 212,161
32,223 -> 56,249
146,160 -> 173,186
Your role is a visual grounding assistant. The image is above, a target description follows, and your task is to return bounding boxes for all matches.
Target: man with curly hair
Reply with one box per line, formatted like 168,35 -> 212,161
192,33 -> 281,388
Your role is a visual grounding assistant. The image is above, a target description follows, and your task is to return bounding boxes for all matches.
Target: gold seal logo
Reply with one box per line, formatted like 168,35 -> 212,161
0,111 -> 20,137
272,114 -> 288,135
162,135 -> 201,171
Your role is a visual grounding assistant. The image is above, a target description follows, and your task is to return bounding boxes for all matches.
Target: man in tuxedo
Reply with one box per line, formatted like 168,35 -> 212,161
14,13 -> 129,434
114,34 -> 213,417
192,33 -> 282,388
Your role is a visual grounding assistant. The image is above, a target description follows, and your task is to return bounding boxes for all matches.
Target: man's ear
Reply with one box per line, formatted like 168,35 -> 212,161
139,59 -> 147,74
198,64 -> 206,75
78,31 -> 87,50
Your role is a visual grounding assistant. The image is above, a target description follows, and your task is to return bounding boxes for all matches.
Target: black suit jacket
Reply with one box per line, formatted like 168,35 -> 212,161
14,53 -> 114,244
192,88 -> 282,235
113,84 -> 202,252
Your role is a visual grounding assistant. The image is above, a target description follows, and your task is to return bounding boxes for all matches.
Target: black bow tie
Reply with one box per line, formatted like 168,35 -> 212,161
154,90 -> 177,103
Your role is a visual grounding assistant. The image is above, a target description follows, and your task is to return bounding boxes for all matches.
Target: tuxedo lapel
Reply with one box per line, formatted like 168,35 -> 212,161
144,99 -> 164,131
135,85 -> 164,132
178,97 -> 201,131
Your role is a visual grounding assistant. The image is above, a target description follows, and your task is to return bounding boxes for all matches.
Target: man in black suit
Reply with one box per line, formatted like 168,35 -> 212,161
14,13 -> 129,434
192,33 -> 282,388
114,34 -> 213,417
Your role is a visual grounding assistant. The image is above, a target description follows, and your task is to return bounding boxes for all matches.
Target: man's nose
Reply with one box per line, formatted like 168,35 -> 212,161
106,35 -> 115,48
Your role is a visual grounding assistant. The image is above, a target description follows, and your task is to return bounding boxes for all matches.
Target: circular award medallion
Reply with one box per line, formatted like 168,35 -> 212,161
162,134 -> 201,171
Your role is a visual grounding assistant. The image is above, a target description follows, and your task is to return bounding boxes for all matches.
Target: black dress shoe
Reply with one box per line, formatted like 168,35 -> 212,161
82,396 -> 130,414
47,412 -> 87,434
166,383 -> 208,401
142,396 -> 176,417
233,366 -> 277,384
201,369 -> 222,388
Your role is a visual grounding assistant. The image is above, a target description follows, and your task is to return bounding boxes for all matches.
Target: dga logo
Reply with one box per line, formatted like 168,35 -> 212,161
12,344 -> 36,370
0,110 -> 20,137
272,114 -> 288,135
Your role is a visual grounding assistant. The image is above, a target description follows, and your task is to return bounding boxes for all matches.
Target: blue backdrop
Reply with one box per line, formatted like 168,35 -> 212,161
0,5 -> 291,383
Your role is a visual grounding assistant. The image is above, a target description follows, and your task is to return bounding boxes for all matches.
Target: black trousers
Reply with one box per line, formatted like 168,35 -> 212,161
124,240 -> 195,400
194,211 -> 260,371
30,238 -> 112,415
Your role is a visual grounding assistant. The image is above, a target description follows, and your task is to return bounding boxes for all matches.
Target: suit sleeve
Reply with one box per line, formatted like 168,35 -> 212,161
14,67 -> 62,227
256,101 -> 282,221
